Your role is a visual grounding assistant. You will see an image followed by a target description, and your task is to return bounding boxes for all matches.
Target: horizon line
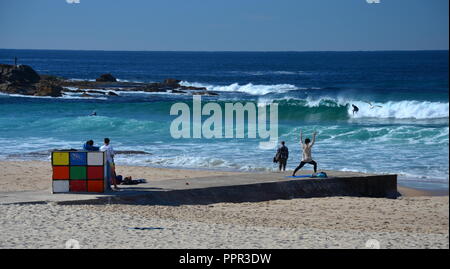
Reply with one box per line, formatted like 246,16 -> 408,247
0,48 -> 448,53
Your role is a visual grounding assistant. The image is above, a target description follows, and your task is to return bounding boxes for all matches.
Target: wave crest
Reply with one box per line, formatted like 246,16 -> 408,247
263,98 -> 449,120
180,81 -> 300,95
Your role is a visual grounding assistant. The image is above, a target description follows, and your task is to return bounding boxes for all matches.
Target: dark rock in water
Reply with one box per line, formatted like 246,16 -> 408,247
0,82 -> 35,95
63,89 -> 85,93
171,89 -> 186,94
163,78 -> 181,86
52,148 -> 78,152
133,82 -> 170,93
180,85 -> 207,91
115,150 -> 151,155
80,93 -> 93,98
132,79 -> 207,93
0,63 -> 219,97
62,89 -> 107,95
0,64 -> 64,97
0,64 -> 40,85
86,89 -> 106,94
40,75 -> 63,82
96,73 -> 117,82
192,91 -> 219,96
34,82 -> 63,97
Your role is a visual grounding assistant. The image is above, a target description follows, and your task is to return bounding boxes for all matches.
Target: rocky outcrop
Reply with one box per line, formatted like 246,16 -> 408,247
107,91 -> 119,96
163,78 -> 181,87
96,73 -> 117,82
0,64 -> 63,97
34,82 -> 63,97
0,63 -> 218,97
131,78 -> 208,93
0,64 -> 40,85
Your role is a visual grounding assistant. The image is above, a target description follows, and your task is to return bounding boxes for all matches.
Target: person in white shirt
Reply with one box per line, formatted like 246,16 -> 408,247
100,138 -> 119,190
292,130 -> 318,176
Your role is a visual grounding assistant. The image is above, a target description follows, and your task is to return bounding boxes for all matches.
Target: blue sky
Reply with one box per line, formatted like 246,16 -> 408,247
0,0 -> 448,51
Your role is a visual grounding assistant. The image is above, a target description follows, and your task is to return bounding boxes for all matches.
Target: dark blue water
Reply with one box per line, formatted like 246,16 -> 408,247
0,49 -> 448,189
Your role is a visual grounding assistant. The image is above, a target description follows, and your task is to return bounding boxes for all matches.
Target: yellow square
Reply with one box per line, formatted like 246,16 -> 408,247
53,152 -> 69,165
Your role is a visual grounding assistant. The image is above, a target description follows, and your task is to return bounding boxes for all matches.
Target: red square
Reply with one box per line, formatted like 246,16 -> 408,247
53,166 -> 70,180
87,166 -> 104,180
70,180 -> 87,192
87,180 -> 104,193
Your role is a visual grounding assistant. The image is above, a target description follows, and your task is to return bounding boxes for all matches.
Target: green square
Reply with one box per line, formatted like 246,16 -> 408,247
70,166 -> 87,180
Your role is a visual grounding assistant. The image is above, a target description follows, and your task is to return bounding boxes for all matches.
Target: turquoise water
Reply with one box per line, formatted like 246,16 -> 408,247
0,50 -> 448,189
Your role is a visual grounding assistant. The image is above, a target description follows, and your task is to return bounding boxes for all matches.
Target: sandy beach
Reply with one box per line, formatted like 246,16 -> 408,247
0,161 -> 448,249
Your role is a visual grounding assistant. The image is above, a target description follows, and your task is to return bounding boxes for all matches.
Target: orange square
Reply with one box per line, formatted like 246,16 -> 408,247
87,180 -> 104,193
53,166 -> 70,180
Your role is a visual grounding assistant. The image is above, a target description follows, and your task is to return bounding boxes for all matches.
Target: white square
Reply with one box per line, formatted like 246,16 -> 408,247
87,152 -> 104,166
53,180 -> 69,193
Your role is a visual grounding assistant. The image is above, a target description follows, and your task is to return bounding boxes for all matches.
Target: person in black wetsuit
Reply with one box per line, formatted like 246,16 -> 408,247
352,104 -> 359,115
275,141 -> 289,171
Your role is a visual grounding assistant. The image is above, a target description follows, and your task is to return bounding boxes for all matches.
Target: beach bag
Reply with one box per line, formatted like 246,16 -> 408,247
273,153 -> 280,163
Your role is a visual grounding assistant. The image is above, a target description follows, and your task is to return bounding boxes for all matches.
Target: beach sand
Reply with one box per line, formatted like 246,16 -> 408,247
0,161 -> 448,249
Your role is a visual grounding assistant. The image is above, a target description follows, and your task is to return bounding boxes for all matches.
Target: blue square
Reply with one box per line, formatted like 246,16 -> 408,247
70,152 -> 87,166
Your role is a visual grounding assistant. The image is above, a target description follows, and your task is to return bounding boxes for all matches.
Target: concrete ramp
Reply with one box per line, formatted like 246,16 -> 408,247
62,172 -> 398,205
0,171 -> 398,206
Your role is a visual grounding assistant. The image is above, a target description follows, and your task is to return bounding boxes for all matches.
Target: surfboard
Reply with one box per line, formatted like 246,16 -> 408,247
286,175 -> 312,178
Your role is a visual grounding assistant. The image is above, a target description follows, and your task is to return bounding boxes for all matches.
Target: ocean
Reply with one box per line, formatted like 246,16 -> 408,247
0,49 -> 448,189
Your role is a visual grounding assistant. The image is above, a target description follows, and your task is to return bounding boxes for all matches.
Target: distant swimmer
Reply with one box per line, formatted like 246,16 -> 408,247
364,101 -> 382,109
90,111 -> 97,116
352,104 -> 359,115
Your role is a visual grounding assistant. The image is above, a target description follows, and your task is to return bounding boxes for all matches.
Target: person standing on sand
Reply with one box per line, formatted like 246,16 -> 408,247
100,138 -> 119,190
292,130 -> 318,176
275,141 -> 289,171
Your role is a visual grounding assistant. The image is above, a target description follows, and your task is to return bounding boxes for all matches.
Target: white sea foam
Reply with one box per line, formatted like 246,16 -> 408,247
228,70 -> 310,76
347,100 -> 449,119
180,81 -> 299,95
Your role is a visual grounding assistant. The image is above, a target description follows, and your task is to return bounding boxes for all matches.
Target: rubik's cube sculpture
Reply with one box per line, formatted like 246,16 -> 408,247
52,151 -> 107,193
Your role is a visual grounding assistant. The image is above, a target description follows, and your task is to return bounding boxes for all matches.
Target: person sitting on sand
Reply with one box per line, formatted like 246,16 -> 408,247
275,141 -> 289,171
83,140 -> 99,151
292,130 -> 318,176
100,138 -> 119,190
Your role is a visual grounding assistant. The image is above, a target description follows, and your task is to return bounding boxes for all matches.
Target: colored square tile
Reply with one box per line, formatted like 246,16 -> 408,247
70,152 -> 87,166
70,180 -> 87,192
87,166 -> 104,180
70,166 -> 87,180
53,166 -> 70,180
52,152 -> 69,166
87,180 -> 104,193
87,152 -> 104,166
53,180 -> 69,193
